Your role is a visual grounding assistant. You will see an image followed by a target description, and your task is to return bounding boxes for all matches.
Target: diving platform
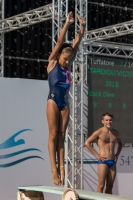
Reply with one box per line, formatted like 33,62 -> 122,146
18,185 -> 133,200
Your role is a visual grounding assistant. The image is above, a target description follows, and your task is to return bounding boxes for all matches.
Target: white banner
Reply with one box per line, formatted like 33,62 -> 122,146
0,78 -> 61,200
0,78 -> 132,199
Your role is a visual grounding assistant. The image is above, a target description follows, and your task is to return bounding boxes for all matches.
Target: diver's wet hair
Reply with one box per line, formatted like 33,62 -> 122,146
59,43 -> 74,54
102,113 -> 114,119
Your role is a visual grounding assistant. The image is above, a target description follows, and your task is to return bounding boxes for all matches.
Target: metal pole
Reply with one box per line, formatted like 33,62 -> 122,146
72,61 -> 75,188
1,0 -> 4,77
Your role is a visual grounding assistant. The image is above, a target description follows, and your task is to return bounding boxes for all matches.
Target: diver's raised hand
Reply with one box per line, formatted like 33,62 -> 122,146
66,12 -> 74,25
77,14 -> 86,26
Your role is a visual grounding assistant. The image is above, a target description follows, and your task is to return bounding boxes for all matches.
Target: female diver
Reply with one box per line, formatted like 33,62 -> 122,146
46,11 -> 86,186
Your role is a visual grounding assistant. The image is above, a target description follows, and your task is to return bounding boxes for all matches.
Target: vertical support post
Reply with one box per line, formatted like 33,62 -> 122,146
52,0 -> 87,190
52,0 -> 59,49
52,0 -> 68,50
80,48 -> 84,190
65,60 -> 76,188
57,0 -> 61,36
66,0 -> 87,189
0,0 -> 4,77
52,0 -> 69,188
72,61 -> 75,188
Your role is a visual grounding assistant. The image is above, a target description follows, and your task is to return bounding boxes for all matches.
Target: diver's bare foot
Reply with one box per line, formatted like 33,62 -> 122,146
52,168 -> 61,186
60,166 -> 65,186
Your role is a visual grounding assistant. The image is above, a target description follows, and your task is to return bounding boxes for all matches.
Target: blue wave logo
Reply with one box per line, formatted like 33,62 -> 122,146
0,129 -> 44,168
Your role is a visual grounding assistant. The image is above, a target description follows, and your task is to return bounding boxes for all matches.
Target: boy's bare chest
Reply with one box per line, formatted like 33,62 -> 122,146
100,132 -> 116,143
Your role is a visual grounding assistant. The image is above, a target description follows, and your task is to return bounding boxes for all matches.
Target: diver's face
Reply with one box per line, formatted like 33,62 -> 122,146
102,116 -> 113,129
58,52 -> 73,68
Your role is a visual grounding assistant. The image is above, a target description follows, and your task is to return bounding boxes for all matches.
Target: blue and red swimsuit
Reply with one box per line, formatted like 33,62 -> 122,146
48,63 -> 71,110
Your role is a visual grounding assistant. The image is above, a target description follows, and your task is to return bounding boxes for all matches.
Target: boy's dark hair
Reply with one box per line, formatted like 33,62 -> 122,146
59,43 -> 73,54
102,112 -> 114,119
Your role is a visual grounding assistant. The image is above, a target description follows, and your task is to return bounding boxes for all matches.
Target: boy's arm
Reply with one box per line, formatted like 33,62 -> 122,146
84,130 -> 106,161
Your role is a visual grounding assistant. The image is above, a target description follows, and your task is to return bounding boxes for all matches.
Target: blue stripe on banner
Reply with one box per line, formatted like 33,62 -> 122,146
0,156 -> 44,168
56,160 -> 98,164
0,148 -> 42,159
83,160 -> 98,164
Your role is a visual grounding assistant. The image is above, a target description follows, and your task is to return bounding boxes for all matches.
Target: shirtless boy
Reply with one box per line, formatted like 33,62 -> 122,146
85,113 -> 122,194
